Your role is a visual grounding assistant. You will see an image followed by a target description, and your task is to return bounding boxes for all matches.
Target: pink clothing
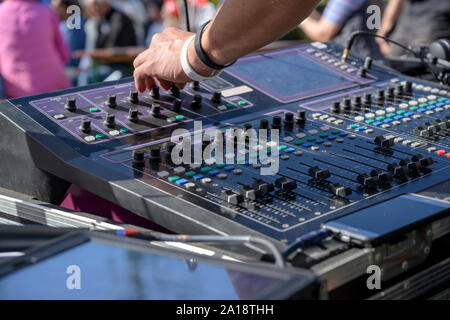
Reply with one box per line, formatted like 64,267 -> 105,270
0,0 -> 72,98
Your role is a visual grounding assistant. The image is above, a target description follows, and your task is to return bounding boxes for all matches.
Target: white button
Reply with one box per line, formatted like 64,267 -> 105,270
399,103 -> 409,109
435,107 -> 444,112
157,171 -> 169,178
319,115 -> 328,120
296,133 -> 306,138
354,116 -> 364,122
381,124 -> 390,128
423,86 -> 431,92
425,111 -> 434,115
427,147 -> 437,153
402,117 -> 411,122
84,136 -> 95,142
326,117 -> 336,122
53,114 -> 65,120
418,98 -> 427,103
109,130 -> 120,136
173,167 -> 186,174
386,107 -> 396,113
392,121 -> 401,125
431,89 -> 439,94
312,113 -> 321,119
201,178 -> 212,184
334,119 -> 344,125
185,182 -> 196,189
394,137 -> 404,143
365,129 -> 374,134
267,141 -> 278,148
375,110 -> 385,116
408,100 -> 418,106
411,142 -> 421,148
412,114 -> 422,119
365,113 -> 375,119
416,84 -> 424,90
311,146 -> 320,151
427,95 -> 437,100
402,140 -> 412,145
438,90 -> 447,95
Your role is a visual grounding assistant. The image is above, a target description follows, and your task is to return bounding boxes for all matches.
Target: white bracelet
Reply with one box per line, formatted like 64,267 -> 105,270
180,35 -> 222,82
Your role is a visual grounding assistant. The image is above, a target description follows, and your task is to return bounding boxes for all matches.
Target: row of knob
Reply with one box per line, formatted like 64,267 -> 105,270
414,116 -> 450,138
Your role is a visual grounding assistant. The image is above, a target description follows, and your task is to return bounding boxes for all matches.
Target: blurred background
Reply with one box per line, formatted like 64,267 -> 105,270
0,0 -> 448,99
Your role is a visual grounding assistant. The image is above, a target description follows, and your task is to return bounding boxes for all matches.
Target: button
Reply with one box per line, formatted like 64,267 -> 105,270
283,136 -> 294,143
294,150 -> 303,156
427,147 -> 436,153
84,135 -> 95,142
168,176 -> 180,182
308,129 -> 319,135
185,171 -> 196,177
320,126 -> 330,131
294,140 -> 304,145
217,173 -> 228,179
281,155 -> 290,160
296,133 -> 306,139
201,178 -> 212,184
89,107 -> 100,113
54,114 -> 65,120
95,133 -> 105,140
208,169 -> 220,176
176,179 -> 188,185
157,171 -> 169,178
192,174 -> 204,180
120,128 -> 129,134
175,115 -> 185,121
436,149 -> 446,156
185,182 -> 196,190
224,165 -> 234,171
232,169 -> 242,175
109,130 -> 120,136
173,167 -> 186,174
200,166 -> 212,173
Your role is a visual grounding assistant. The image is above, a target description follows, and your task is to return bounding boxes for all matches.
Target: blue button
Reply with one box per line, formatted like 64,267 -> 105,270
357,126 -> 366,131
208,169 -> 220,176
285,147 -> 295,153
193,174 -> 204,180
339,132 -> 348,137
328,136 -> 336,140
302,142 -> 312,147
417,108 -> 426,113
384,118 -> 393,123
176,178 -> 188,185
436,102 -> 444,107
394,115 -> 403,120
315,139 -> 324,144
373,121 -> 382,126
404,112 -> 413,117
427,105 -> 436,110
446,100 -> 450,104
224,165 -> 234,171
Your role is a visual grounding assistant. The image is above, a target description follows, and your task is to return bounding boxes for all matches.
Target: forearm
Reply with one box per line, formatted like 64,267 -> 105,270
201,0 -> 320,65
379,0 -> 405,35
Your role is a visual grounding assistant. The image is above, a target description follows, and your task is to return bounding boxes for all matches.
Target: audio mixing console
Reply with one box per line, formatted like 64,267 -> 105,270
0,42 -> 449,262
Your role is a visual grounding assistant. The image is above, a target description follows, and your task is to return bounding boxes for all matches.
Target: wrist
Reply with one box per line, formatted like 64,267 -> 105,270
187,37 -> 215,77
201,23 -> 233,67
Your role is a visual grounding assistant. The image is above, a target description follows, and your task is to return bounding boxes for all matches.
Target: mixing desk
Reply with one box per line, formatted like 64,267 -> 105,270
1,42 -> 449,254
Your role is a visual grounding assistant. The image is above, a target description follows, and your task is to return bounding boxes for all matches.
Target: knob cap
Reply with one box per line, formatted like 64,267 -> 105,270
364,57 -> 373,70
65,97 -> 77,112
105,94 -> 117,108
358,67 -> 367,78
191,81 -> 200,91
296,110 -> 306,122
395,84 -> 404,98
331,101 -> 340,113
104,114 -> 115,128
150,86 -> 160,99
211,91 -> 222,104
363,93 -> 372,107
79,118 -> 91,133
376,89 -> 385,104
168,84 -> 179,97
343,97 -> 351,112
259,119 -> 269,130
386,87 -> 394,101
128,90 -> 139,104
133,150 -> 145,167
151,103 -> 161,115
149,147 -> 161,162
172,98 -> 182,112
127,108 -> 139,122
405,81 -> 413,95
352,96 -> 362,110
272,116 -> 282,129
192,94 -> 202,108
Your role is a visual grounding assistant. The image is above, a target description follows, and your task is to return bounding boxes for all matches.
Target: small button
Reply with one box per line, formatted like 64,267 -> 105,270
176,178 -> 188,185
84,136 -> 95,142
232,169 -> 242,175
200,166 -> 212,173
185,182 -> 196,190
436,149 -> 446,156
109,130 -> 120,136
201,178 -> 212,184
168,176 -> 180,182
217,173 -> 228,179
185,171 -> 196,177
157,171 -> 169,178
173,167 -> 186,174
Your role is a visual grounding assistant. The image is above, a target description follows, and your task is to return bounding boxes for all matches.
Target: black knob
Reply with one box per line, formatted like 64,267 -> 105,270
330,183 -> 352,197
259,119 -> 269,130
104,114 -> 115,128
105,94 -> 117,108
358,67 -> 367,78
168,84 -> 179,97
363,93 -> 372,107
133,150 -> 145,167
243,123 -> 252,131
211,91 -> 222,104
331,101 -> 340,113
308,166 -> 331,180
343,97 -> 351,112
172,98 -> 182,112
150,86 -> 160,99
274,177 -> 297,191
191,81 -> 200,91
192,94 -> 202,108
285,112 -> 294,124
357,173 -> 377,188
395,84 -> 404,99
405,81 -> 413,95
79,118 -> 91,133
352,96 -> 362,110
240,185 -> 261,201
128,90 -> 139,104
376,89 -> 385,104
221,190 -> 244,205
272,116 -> 282,129
252,179 -> 275,195
386,87 -> 394,101
149,147 -> 161,162
65,97 -> 77,112
151,103 -> 161,115
296,110 -> 306,122
127,108 -> 139,122
364,57 -> 372,70
165,142 -> 176,162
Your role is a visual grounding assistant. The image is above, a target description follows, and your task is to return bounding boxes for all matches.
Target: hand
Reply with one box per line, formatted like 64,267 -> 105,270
133,27 -> 194,92
375,30 -> 391,56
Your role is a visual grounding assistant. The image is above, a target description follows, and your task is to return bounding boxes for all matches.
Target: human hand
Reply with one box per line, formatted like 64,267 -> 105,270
133,27 -> 195,92
376,30 -> 391,56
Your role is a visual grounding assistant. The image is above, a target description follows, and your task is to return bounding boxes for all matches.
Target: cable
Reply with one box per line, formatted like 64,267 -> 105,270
113,229 -> 286,268
282,229 -> 333,260
183,0 -> 191,32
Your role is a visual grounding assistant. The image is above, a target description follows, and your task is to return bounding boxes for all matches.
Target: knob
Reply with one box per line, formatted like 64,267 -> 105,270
375,89 -> 385,104
364,57 -> 372,70
191,81 -> 200,91
150,86 -> 160,99
386,87 -> 394,101
308,166 -> 330,180
65,97 -> 77,112
240,185 -> 261,201
275,177 -> 297,191
104,114 -> 115,128
105,94 -> 117,108
296,110 -> 306,123
79,118 -> 91,133
243,123 -> 252,131
352,96 -> 361,111
285,112 -> 294,124
127,108 -> 139,122
151,103 -> 161,116
343,97 -> 351,112
357,173 -> 377,188
211,91 -> 222,104
128,90 -> 139,104
363,93 -> 372,107
405,81 -> 413,95
149,147 -> 161,162
192,94 -> 202,108
395,84 -> 404,99
165,142 -> 176,162
172,98 -> 182,112
220,189 -> 243,205
259,119 -> 269,130
132,150 -> 145,168
329,183 -> 352,197
358,67 -> 367,78
168,84 -> 179,98
272,116 -> 282,130
252,179 -> 274,195
331,101 -> 340,113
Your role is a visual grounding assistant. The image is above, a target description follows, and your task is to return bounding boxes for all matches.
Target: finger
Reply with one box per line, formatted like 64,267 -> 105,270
157,78 -> 172,91
174,82 -> 187,90
134,66 -> 149,93
145,77 -> 156,92
133,49 -> 152,69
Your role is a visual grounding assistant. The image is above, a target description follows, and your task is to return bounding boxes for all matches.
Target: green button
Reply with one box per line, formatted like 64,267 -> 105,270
120,128 -> 129,134
200,166 -> 212,173
185,171 -> 196,177
331,129 -> 340,135
175,115 -> 185,121
216,163 -> 226,169
294,140 -> 304,145
95,133 -> 105,139
89,107 -> 99,112
365,119 -> 374,124
319,133 -> 328,138
429,100 -> 437,105
349,124 -> 357,129
238,100 -> 248,106
168,176 -> 180,182
376,116 -> 385,121
410,106 -> 419,111
278,145 -> 287,151
307,136 -> 316,142
438,97 -> 446,102
226,103 -> 235,108
396,110 -> 406,115
386,113 -> 395,118
419,103 -> 427,108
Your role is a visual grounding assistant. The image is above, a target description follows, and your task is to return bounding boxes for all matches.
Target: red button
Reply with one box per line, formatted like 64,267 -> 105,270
437,149 -> 446,156
447,153 -> 450,159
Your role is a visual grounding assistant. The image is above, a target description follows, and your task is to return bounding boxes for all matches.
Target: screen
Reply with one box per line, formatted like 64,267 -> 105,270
0,240 -> 291,300
325,195 -> 450,241
227,50 -> 353,102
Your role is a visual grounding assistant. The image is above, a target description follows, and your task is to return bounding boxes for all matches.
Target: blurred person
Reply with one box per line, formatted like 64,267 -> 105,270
51,0 -> 87,67
112,0 -> 147,45
84,0 -> 137,49
376,0 -> 450,56
0,0 -> 71,98
300,0 -> 383,59
145,0 -> 165,46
